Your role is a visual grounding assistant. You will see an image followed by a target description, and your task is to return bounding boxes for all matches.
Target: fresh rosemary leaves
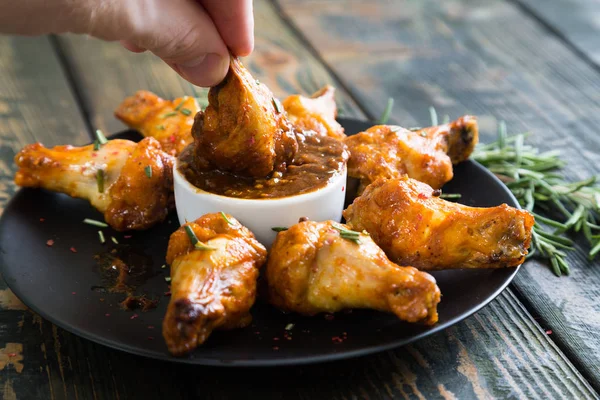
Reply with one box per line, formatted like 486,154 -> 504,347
470,120 -> 600,276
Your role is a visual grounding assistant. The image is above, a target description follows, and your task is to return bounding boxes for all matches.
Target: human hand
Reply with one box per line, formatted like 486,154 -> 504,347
0,0 -> 254,87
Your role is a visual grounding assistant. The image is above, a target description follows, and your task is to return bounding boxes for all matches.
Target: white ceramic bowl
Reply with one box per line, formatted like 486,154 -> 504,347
173,160 -> 347,247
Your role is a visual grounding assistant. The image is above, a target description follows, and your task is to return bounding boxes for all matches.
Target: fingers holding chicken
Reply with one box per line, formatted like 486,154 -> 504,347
343,176 -> 534,271
282,85 -> 346,140
14,137 -> 174,231
192,56 -> 298,177
266,220 -> 441,325
163,213 -> 267,356
115,90 -> 199,156
345,116 -> 479,192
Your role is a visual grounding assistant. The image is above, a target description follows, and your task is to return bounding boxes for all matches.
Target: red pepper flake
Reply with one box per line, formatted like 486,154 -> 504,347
130,313 -> 139,320
546,330 -> 553,335
91,153 -> 97,157
331,336 -> 344,343
249,136 -> 255,145
112,151 -> 119,155
71,292 -> 76,295
164,291 -> 171,296
147,336 -> 154,340
39,218 -> 45,222
70,247 -> 77,253
105,313 -> 110,317
147,325 -> 155,330
7,353 -> 16,357
272,346 -> 279,351
46,239 -> 54,247
418,193 -> 428,200
124,235 -> 132,239
273,337 -> 279,341
324,314 -> 335,321
169,135 -> 176,143
254,331 -> 261,335
342,186 -> 345,192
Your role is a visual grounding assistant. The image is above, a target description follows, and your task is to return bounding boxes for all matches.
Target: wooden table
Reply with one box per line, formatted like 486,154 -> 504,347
1,0 -> 600,398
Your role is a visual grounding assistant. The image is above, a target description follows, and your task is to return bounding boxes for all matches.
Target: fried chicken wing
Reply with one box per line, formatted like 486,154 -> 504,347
192,56 -> 298,177
114,90 -> 199,156
14,137 -> 174,231
282,85 -> 345,140
343,177 -> 534,270
266,220 -> 440,325
345,116 -> 479,192
163,213 -> 267,356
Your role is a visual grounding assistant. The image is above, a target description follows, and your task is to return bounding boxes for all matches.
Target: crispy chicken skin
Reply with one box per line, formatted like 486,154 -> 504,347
282,85 -> 346,140
14,137 -> 174,231
192,56 -> 298,177
266,220 -> 440,325
343,177 -> 534,270
345,116 -> 479,192
114,90 -> 199,156
163,213 -> 267,356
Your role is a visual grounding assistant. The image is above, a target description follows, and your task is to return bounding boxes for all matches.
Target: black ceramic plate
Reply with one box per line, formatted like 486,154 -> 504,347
0,118 -> 522,366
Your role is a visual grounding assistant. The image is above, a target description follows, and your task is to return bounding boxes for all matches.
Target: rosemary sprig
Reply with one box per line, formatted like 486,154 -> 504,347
184,225 -> 216,251
469,121 -> 600,276
331,223 -> 363,244
378,98 -> 394,124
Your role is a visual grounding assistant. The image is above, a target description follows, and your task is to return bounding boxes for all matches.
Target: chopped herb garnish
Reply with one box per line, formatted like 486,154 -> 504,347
331,223 -> 362,244
162,111 -> 178,118
83,218 -> 108,228
161,264 -> 166,269
93,140 -> 100,151
156,124 -> 165,130
98,231 -> 105,244
255,79 -> 260,85
378,98 -> 394,124
144,166 -> 152,178
111,237 -> 119,244
409,127 -> 422,131
174,101 -> 184,111
272,227 -> 288,232
420,131 -> 427,138
180,108 -> 192,116
440,193 -> 462,199
165,277 -> 171,282
220,212 -> 233,225
184,225 -> 216,250
389,126 -> 403,133
95,129 -> 108,145
285,323 -> 294,331
272,98 -> 282,114
96,169 -> 105,193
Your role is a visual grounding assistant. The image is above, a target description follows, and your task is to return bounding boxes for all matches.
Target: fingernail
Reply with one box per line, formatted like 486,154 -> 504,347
177,53 -> 229,87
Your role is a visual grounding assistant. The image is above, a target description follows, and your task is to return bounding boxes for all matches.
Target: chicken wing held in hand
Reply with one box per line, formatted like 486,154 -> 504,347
14,137 -> 174,231
114,90 -> 199,156
192,56 -> 298,177
163,213 -> 267,356
343,176 -> 534,270
282,85 -> 346,140
266,220 -> 440,325
345,116 -> 479,192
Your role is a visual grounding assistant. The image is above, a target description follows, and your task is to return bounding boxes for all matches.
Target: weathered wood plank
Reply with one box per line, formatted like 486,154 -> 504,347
276,0 -> 600,390
43,0 -> 600,399
512,0 -> 600,65
0,35 -> 98,400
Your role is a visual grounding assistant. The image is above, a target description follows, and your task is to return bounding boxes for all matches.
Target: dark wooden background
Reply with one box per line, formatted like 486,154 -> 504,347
1,0 -> 600,398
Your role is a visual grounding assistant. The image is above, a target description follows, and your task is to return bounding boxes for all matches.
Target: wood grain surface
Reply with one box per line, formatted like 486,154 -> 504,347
275,0 -> 600,390
513,0 -> 600,65
0,0 -> 599,398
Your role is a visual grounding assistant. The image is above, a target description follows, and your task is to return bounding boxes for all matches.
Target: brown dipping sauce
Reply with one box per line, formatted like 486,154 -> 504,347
178,130 -> 348,199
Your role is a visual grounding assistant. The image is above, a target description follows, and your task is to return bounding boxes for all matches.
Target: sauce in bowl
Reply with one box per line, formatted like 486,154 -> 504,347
178,130 -> 348,199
